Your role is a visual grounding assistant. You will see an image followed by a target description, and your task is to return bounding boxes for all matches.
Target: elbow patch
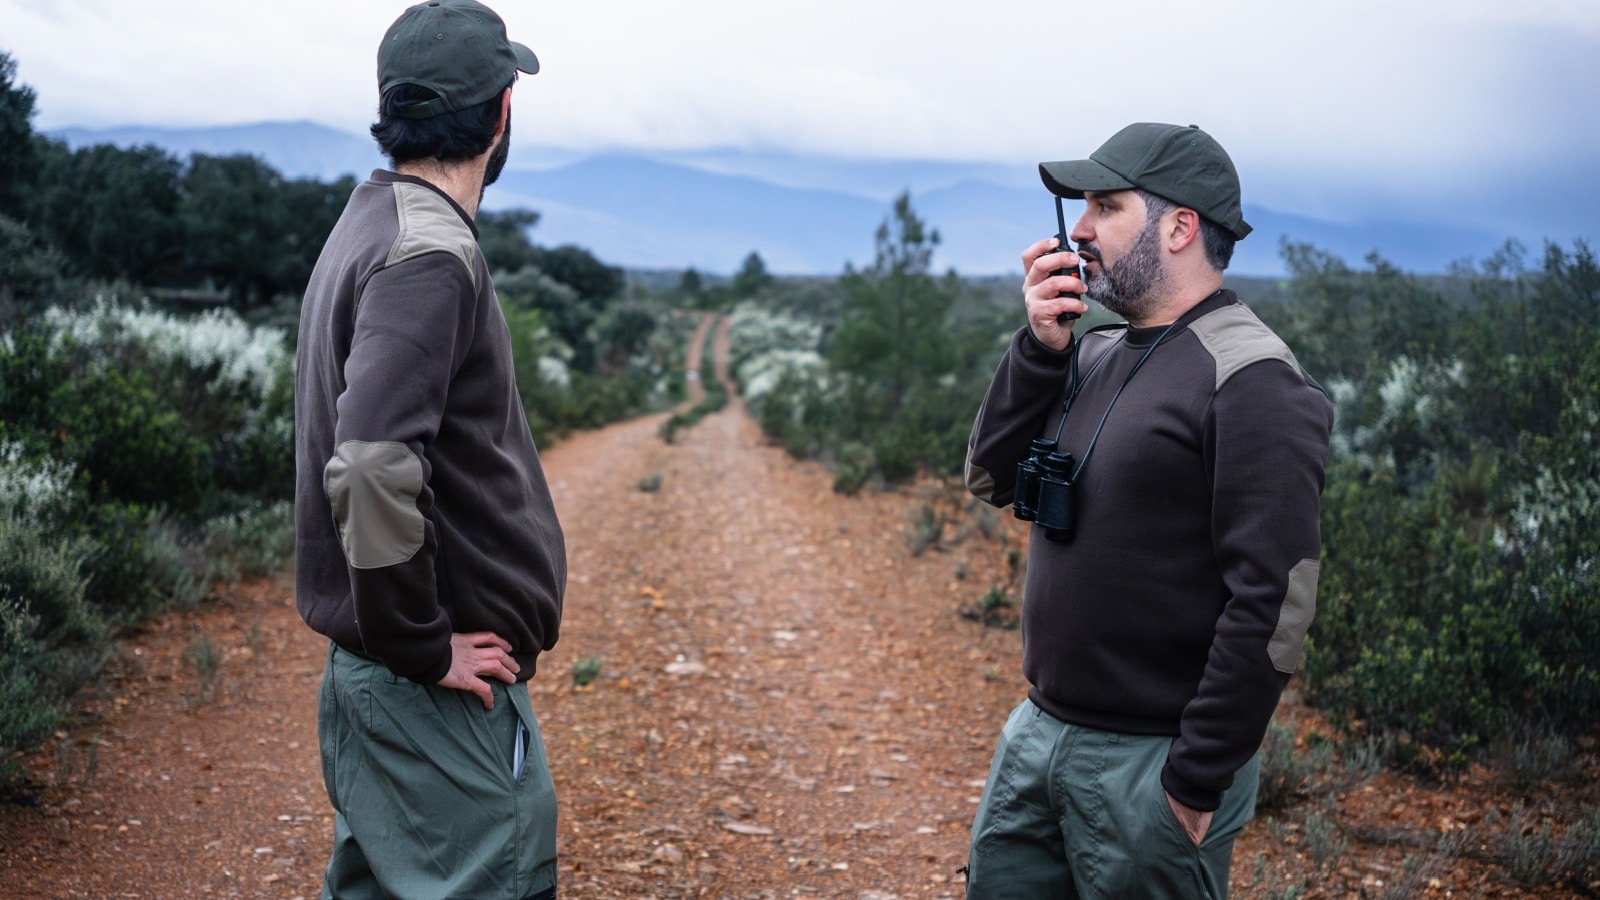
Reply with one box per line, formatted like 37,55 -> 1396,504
1268,559 -> 1320,674
324,440 -> 425,569
965,458 -> 997,505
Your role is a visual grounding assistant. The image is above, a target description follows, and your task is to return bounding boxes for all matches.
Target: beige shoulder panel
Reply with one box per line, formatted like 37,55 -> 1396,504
388,182 -> 482,292
1189,304 -> 1303,391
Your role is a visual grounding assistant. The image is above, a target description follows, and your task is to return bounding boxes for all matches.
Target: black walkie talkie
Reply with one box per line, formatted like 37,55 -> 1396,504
1054,195 -> 1082,326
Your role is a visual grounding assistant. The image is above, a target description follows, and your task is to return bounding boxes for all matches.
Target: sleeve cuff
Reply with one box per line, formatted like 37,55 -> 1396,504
407,647 -> 453,686
1014,326 -> 1075,369
1160,762 -> 1222,813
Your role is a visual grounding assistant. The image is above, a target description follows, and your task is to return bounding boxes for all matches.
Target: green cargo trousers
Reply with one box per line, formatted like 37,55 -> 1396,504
965,699 -> 1259,899
317,643 -> 558,900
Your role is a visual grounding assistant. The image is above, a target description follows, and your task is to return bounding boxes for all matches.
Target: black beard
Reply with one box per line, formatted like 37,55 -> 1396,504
1086,215 -> 1165,322
482,107 -> 512,191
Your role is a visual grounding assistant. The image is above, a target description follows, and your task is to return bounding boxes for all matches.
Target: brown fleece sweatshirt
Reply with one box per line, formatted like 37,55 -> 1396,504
294,170 -> 565,686
966,290 -> 1332,811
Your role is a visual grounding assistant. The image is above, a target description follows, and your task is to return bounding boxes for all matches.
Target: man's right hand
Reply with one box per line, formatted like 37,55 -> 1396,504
438,631 -> 520,709
1022,236 -> 1088,351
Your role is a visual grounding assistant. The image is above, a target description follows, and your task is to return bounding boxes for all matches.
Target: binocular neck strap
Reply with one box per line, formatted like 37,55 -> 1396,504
1054,317 -> 1184,483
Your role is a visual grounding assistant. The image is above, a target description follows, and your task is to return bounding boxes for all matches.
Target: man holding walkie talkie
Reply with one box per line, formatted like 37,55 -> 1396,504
962,123 -> 1334,897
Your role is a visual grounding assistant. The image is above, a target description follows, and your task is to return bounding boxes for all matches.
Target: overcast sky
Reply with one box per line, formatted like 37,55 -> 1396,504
5,0 -> 1598,241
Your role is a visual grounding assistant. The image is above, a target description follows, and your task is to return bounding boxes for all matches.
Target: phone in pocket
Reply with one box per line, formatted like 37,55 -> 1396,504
513,721 -> 528,780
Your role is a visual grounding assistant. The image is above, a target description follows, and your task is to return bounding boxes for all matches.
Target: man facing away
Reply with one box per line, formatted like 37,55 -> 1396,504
962,123 -> 1334,898
293,2 -> 564,897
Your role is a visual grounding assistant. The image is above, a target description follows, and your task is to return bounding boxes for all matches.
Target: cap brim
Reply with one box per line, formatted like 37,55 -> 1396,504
1038,159 -> 1134,198
511,41 -> 540,75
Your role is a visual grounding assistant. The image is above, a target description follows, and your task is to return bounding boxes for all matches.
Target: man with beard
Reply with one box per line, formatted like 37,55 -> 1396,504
294,2 -> 564,897
962,123 -> 1333,897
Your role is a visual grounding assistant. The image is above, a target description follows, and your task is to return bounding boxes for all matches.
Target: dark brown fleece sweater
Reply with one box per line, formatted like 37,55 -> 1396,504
294,171 -> 565,686
966,291 -> 1332,811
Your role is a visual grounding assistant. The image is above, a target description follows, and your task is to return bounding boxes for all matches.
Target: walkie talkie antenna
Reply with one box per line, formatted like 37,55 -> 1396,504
1054,195 -> 1081,325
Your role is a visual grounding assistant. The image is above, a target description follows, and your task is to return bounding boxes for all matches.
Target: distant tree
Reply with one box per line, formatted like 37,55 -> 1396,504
0,214 -> 62,324
276,174 -> 357,293
173,155 -> 352,307
477,208 -> 541,273
677,267 -> 704,298
531,244 -> 623,304
592,300 -> 658,371
0,51 -> 38,220
731,251 -> 773,298
29,138 -> 185,286
828,192 -> 958,404
179,153 -> 290,307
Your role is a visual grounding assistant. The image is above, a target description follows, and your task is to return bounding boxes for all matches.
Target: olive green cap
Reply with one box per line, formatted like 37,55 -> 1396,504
1039,122 -> 1252,240
378,0 -> 539,120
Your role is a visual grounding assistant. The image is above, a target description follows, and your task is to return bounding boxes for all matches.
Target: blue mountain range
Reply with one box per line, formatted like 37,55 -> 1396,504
50,121 -> 1525,278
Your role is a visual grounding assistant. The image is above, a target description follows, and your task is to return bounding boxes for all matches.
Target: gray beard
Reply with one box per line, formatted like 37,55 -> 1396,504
1086,216 -> 1165,322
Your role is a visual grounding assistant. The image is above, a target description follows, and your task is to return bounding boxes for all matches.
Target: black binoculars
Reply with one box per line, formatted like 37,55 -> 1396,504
1012,438 -> 1076,543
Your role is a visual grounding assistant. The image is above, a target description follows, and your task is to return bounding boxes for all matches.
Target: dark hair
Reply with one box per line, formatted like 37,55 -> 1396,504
1136,189 -> 1236,272
370,80 -> 509,167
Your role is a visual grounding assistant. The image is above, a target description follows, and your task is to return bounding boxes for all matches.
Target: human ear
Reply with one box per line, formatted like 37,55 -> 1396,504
496,88 -> 512,137
1168,208 -> 1201,254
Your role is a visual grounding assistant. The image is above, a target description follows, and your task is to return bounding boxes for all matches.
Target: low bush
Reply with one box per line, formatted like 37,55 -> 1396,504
1498,804 -> 1600,891
0,511 -> 108,778
198,499 -> 295,584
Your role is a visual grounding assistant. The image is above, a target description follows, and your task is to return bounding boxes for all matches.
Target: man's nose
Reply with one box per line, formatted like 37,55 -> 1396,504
1070,212 -> 1093,243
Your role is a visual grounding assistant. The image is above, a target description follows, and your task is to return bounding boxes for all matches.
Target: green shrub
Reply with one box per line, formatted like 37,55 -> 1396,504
77,502 -> 205,625
207,357 -> 295,504
54,363 -> 213,513
1255,717 -> 1316,811
0,521 -> 104,652
1499,804 -> 1600,891
0,296 -> 298,769
751,369 -> 833,461
198,499 -> 295,583
831,463 -> 870,496
1306,465 -> 1519,766
904,502 -> 945,556
570,654 -> 603,687
183,629 -> 221,708
0,511 -> 109,777
0,213 -> 64,323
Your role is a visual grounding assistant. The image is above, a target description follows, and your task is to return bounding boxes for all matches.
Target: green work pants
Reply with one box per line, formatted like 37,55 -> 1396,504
317,643 -> 558,900
965,699 -> 1258,899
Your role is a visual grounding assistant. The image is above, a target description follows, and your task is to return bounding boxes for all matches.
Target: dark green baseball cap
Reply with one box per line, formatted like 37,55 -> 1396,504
378,0 -> 539,120
1039,122 -> 1252,240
